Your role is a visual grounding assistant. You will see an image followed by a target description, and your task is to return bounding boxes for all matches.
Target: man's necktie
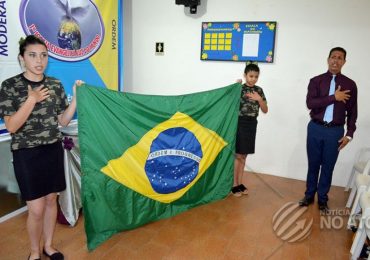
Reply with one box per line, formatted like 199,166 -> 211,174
323,75 -> 336,123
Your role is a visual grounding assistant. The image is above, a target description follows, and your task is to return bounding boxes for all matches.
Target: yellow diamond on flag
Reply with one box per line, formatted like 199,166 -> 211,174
101,112 -> 227,203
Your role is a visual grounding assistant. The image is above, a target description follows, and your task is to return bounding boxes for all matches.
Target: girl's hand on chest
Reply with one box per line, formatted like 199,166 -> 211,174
28,84 -> 50,104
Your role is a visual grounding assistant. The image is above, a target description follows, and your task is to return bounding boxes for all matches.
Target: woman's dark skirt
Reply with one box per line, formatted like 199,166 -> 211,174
235,116 -> 258,155
12,141 -> 66,201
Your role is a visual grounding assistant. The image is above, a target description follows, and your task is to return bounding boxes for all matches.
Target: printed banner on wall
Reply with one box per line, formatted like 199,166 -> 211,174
0,0 -> 122,133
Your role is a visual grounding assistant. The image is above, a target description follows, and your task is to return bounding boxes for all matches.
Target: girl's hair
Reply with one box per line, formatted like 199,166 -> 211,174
244,63 -> 260,74
19,35 -> 47,57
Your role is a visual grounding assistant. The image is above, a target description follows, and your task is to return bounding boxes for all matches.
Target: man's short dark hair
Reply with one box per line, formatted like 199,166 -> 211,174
329,47 -> 346,60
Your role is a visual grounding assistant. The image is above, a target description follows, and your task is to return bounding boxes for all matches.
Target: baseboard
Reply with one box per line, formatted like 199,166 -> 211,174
0,206 -> 27,223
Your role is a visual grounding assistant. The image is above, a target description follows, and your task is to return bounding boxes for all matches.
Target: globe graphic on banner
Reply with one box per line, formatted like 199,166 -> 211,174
57,19 -> 82,50
19,0 -> 104,61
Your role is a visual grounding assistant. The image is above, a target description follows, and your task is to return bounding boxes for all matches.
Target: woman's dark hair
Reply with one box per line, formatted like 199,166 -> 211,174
244,63 -> 260,74
328,47 -> 346,60
19,35 -> 47,57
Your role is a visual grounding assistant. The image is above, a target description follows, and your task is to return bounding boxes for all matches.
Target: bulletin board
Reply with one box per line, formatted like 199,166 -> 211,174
200,21 -> 277,63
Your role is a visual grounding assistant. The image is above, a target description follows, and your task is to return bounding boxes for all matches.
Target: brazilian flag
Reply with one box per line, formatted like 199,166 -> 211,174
77,83 -> 241,250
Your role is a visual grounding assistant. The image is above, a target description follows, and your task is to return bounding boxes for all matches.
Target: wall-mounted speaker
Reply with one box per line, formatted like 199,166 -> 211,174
175,0 -> 201,14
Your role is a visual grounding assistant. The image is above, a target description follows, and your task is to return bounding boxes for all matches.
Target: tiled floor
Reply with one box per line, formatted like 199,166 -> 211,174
0,172 -> 355,259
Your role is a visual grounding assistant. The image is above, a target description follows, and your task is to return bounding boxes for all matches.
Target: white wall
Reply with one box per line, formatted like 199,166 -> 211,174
123,0 -> 370,186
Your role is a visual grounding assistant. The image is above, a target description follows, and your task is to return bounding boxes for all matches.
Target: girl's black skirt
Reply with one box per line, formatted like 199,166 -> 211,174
235,116 -> 258,155
12,141 -> 66,201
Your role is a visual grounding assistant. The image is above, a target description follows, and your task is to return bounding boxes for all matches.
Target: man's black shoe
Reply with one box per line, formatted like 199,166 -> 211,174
318,202 -> 329,212
298,197 -> 314,207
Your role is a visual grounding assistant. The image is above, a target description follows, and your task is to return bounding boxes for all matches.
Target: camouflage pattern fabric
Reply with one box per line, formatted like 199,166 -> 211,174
239,84 -> 267,117
0,74 -> 69,150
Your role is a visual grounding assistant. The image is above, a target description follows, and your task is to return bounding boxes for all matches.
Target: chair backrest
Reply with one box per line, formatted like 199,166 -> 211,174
360,191 -> 370,238
360,191 -> 370,213
354,148 -> 370,174
363,159 -> 370,176
358,148 -> 370,162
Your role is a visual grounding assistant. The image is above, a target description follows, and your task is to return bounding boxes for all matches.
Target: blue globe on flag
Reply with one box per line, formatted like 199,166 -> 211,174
57,19 -> 81,50
145,127 -> 203,194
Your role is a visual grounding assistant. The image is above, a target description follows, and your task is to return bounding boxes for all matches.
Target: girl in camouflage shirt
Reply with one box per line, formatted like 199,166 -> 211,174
0,35 -> 83,260
231,63 -> 268,197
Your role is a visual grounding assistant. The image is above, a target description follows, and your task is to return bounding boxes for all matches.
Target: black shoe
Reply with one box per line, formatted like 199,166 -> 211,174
299,197 -> 314,207
43,249 -> 64,260
318,202 -> 329,212
231,186 -> 242,197
238,184 -> 249,195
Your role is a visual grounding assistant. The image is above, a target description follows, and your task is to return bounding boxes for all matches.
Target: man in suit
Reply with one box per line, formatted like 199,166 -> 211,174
299,47 -> 358,211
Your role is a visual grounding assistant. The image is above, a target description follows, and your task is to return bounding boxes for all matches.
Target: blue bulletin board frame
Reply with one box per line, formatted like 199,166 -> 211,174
200,21 -> 277,63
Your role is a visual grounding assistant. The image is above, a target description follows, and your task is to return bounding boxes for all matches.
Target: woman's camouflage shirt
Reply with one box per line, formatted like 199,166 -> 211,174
0,74 -> 69,150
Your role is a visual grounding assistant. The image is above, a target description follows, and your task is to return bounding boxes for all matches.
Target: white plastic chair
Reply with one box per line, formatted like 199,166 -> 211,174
350,190 -> 370,260
346,148 -> 370,209
346,148 -> 370,192
347,174 -> 370,228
